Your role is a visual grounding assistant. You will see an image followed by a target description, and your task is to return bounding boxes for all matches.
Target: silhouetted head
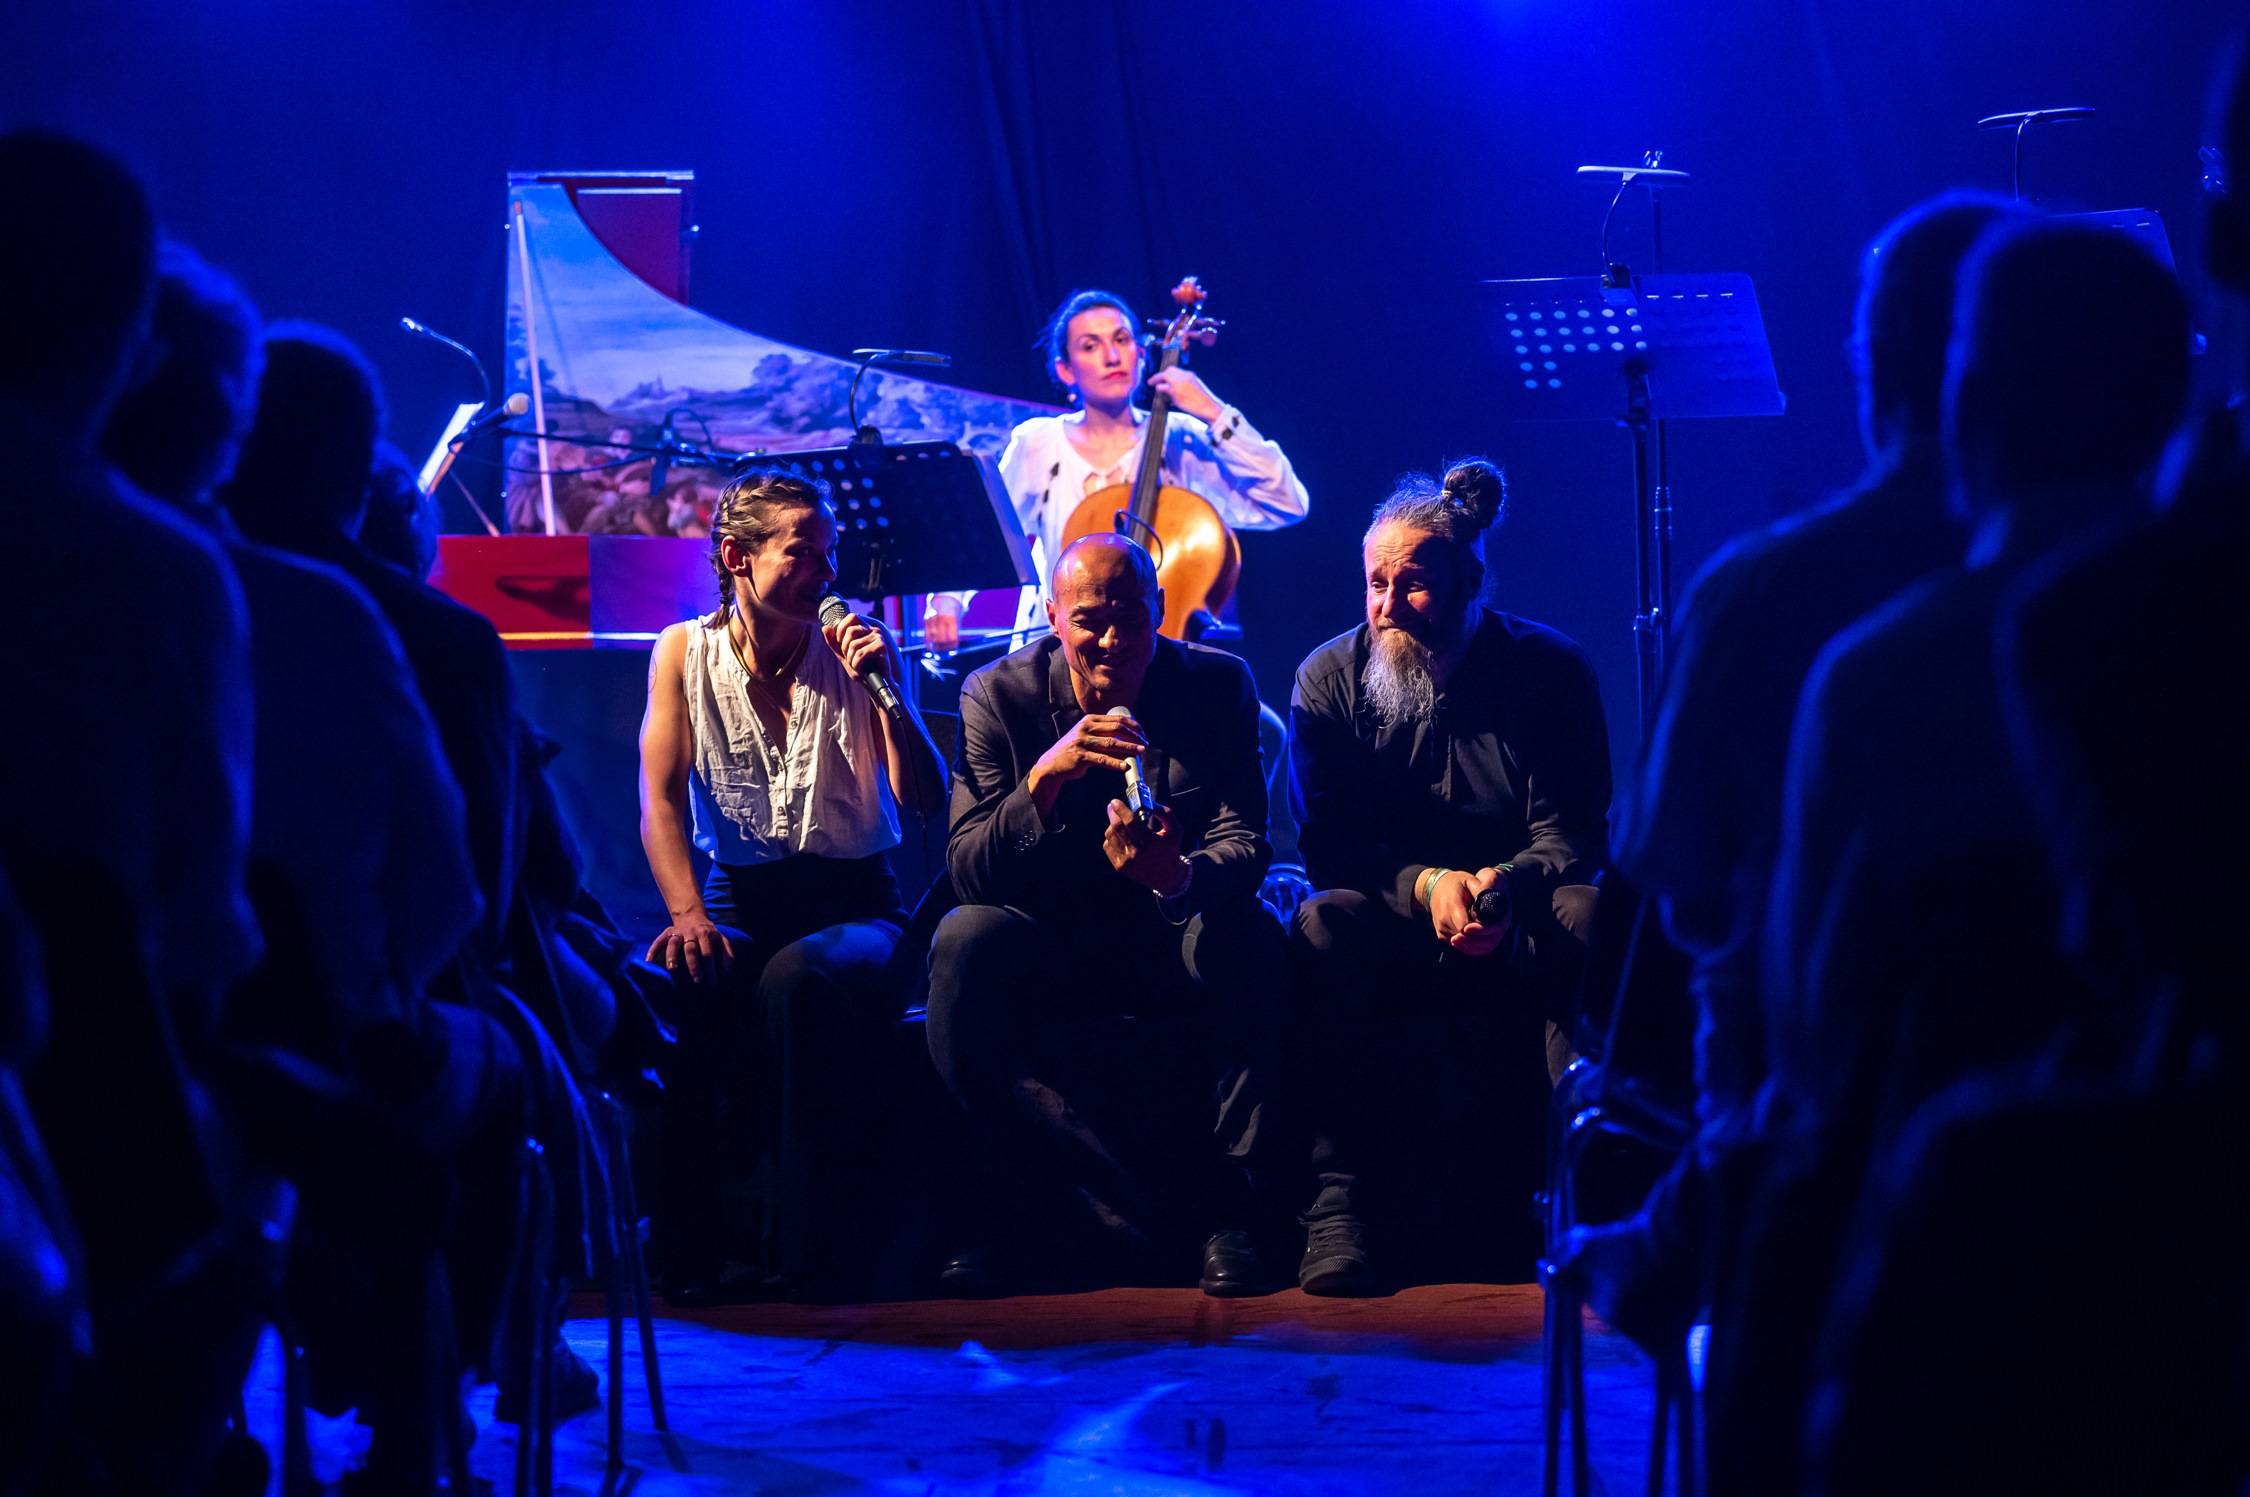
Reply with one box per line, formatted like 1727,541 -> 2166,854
360,441 -> 441,581
101,241 -> 263,507
1041,289 -> 1143,409
1361,458 -> 1505,725
220,322 -> 387,546
0,130 -> 156,446
1047,533 -> 1162,710
706,466 -> 836,624
2204,26 -> 2250,301
1945,221 -> 2191,527
1850,192 -> 2027,460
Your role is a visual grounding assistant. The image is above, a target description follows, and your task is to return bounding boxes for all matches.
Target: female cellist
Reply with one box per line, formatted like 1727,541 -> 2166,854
923,287 -> 1310,646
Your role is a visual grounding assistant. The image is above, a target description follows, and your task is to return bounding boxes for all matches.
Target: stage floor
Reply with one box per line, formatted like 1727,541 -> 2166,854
248,1284 -> 1659,1494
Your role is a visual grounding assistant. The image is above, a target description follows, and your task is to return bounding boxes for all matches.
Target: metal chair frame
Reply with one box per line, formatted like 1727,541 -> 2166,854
1538,887 -> 1701,1497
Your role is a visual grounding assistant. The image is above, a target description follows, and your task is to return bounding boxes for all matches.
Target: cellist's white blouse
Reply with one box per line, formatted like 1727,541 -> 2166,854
943,406 -> 1311,630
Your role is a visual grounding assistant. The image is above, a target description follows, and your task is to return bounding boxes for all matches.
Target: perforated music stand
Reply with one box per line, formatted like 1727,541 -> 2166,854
1483,274 -> 1783,421
757,440 -> 1037,600
1480,272 -> 1783,731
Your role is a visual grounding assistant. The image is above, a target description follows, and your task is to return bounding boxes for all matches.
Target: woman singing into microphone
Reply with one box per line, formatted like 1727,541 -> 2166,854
923,286 -> 1311,647
639,466 -> 947,1303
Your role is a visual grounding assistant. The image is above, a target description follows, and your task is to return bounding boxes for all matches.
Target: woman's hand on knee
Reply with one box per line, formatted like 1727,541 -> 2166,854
649,915 -> 734,985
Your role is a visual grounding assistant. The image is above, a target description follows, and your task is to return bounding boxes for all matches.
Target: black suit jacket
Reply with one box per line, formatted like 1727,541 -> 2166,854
948,635 -> 1271,927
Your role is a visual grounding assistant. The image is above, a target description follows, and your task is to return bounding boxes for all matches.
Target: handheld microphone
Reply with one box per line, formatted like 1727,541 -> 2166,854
449,391 -> 530,447
1112,706 -> 1158,827
1474,881 -> 1513,929
817,593 -> 906,721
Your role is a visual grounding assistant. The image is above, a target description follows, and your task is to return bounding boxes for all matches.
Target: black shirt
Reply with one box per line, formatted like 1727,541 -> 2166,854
1289,608 -> 1611,917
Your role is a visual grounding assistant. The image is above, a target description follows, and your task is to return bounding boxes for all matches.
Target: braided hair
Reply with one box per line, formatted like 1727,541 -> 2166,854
705,465 -> 831,619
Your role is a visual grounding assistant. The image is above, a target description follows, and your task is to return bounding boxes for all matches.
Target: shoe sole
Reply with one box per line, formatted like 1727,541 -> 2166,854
1199,1275 -> 1270,1298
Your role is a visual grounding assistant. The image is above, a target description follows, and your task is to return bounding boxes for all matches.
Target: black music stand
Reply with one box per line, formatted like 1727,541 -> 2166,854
757,440 -> 1037,600
1480,272 -> 1783,732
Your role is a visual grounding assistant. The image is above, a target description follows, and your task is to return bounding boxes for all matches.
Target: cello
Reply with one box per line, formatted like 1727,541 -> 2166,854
1056,277 -> 1241,641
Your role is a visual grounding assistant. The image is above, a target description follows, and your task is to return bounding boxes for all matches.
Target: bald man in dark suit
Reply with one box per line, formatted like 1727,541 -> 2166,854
926,535 -> 1285,1298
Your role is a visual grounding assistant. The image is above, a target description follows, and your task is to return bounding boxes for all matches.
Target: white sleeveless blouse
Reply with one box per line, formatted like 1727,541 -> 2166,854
680,617 -> 900,866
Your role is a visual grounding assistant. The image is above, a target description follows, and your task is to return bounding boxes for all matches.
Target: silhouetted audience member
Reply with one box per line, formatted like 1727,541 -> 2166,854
102,246 -> 484,1060
0,130 -> 260,1041
220,327 -> 523,967
1795,53 -> 2250,1496
2001,42 -> 2250,1049
1565,193 -> 2021,1343
1718,220 -> 2191,1494
362,439 -> 442,582
1288,460 -> 1609,1291
0,128 -> 268,1497
221,324 -> 623,1425
97,239 -> 535,1486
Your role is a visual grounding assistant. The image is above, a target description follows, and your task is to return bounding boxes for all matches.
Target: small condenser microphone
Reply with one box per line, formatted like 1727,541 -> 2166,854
1112,706 -> 1158,827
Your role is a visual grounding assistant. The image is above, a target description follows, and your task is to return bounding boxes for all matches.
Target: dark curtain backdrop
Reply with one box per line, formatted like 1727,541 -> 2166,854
7,0 -> 2237,781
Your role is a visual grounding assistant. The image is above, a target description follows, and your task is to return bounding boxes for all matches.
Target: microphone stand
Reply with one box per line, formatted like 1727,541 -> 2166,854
847,349 -> 954,448
468,423 -> 761,480
1580,152 -> 1689,736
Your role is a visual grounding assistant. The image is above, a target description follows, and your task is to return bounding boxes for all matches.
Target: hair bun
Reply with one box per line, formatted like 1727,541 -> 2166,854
1440,458 -> 1507,534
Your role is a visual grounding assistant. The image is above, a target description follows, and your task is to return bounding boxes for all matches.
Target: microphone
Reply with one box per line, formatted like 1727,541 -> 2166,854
399,316 -> 494,406
1575,163 -> 1691,185
1112,706 -> 1158,827
449,391 -> 530,447
1474,880 -> 1513,930
848,348 -> 952,367
1976,107 -> 2097,128
817,593 -> 906,721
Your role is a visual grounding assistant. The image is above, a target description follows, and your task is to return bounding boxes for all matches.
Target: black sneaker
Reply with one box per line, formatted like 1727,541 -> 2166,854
1199,1230 -> 1273,1298
1299,1213 -> 1378,1297
937,1250 -> 1007,1299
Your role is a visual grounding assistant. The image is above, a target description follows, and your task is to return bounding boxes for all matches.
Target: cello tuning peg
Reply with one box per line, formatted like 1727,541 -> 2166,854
1191,328 -> 1219,346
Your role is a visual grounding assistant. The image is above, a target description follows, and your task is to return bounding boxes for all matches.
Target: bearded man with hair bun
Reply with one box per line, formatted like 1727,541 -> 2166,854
1284,457 -> 1612,1294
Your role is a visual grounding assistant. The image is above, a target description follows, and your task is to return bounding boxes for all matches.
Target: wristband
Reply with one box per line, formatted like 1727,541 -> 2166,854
1154,855 -> 1194,923
1161,855 -> 1194,900
1416,866 -> 1451,913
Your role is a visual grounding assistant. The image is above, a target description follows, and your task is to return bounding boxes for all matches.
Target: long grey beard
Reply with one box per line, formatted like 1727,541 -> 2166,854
1364,627 -> 1438,726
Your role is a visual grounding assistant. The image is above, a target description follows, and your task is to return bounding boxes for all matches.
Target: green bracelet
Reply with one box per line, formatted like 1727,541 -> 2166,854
1418,866 -> 1450,912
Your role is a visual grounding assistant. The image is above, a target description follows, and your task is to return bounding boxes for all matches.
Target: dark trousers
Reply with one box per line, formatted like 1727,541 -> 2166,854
655,854 -> 905,1291
291,994 -> 530,1492
924,895 -> 1285,1279
1287,883 -> 1595,1279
